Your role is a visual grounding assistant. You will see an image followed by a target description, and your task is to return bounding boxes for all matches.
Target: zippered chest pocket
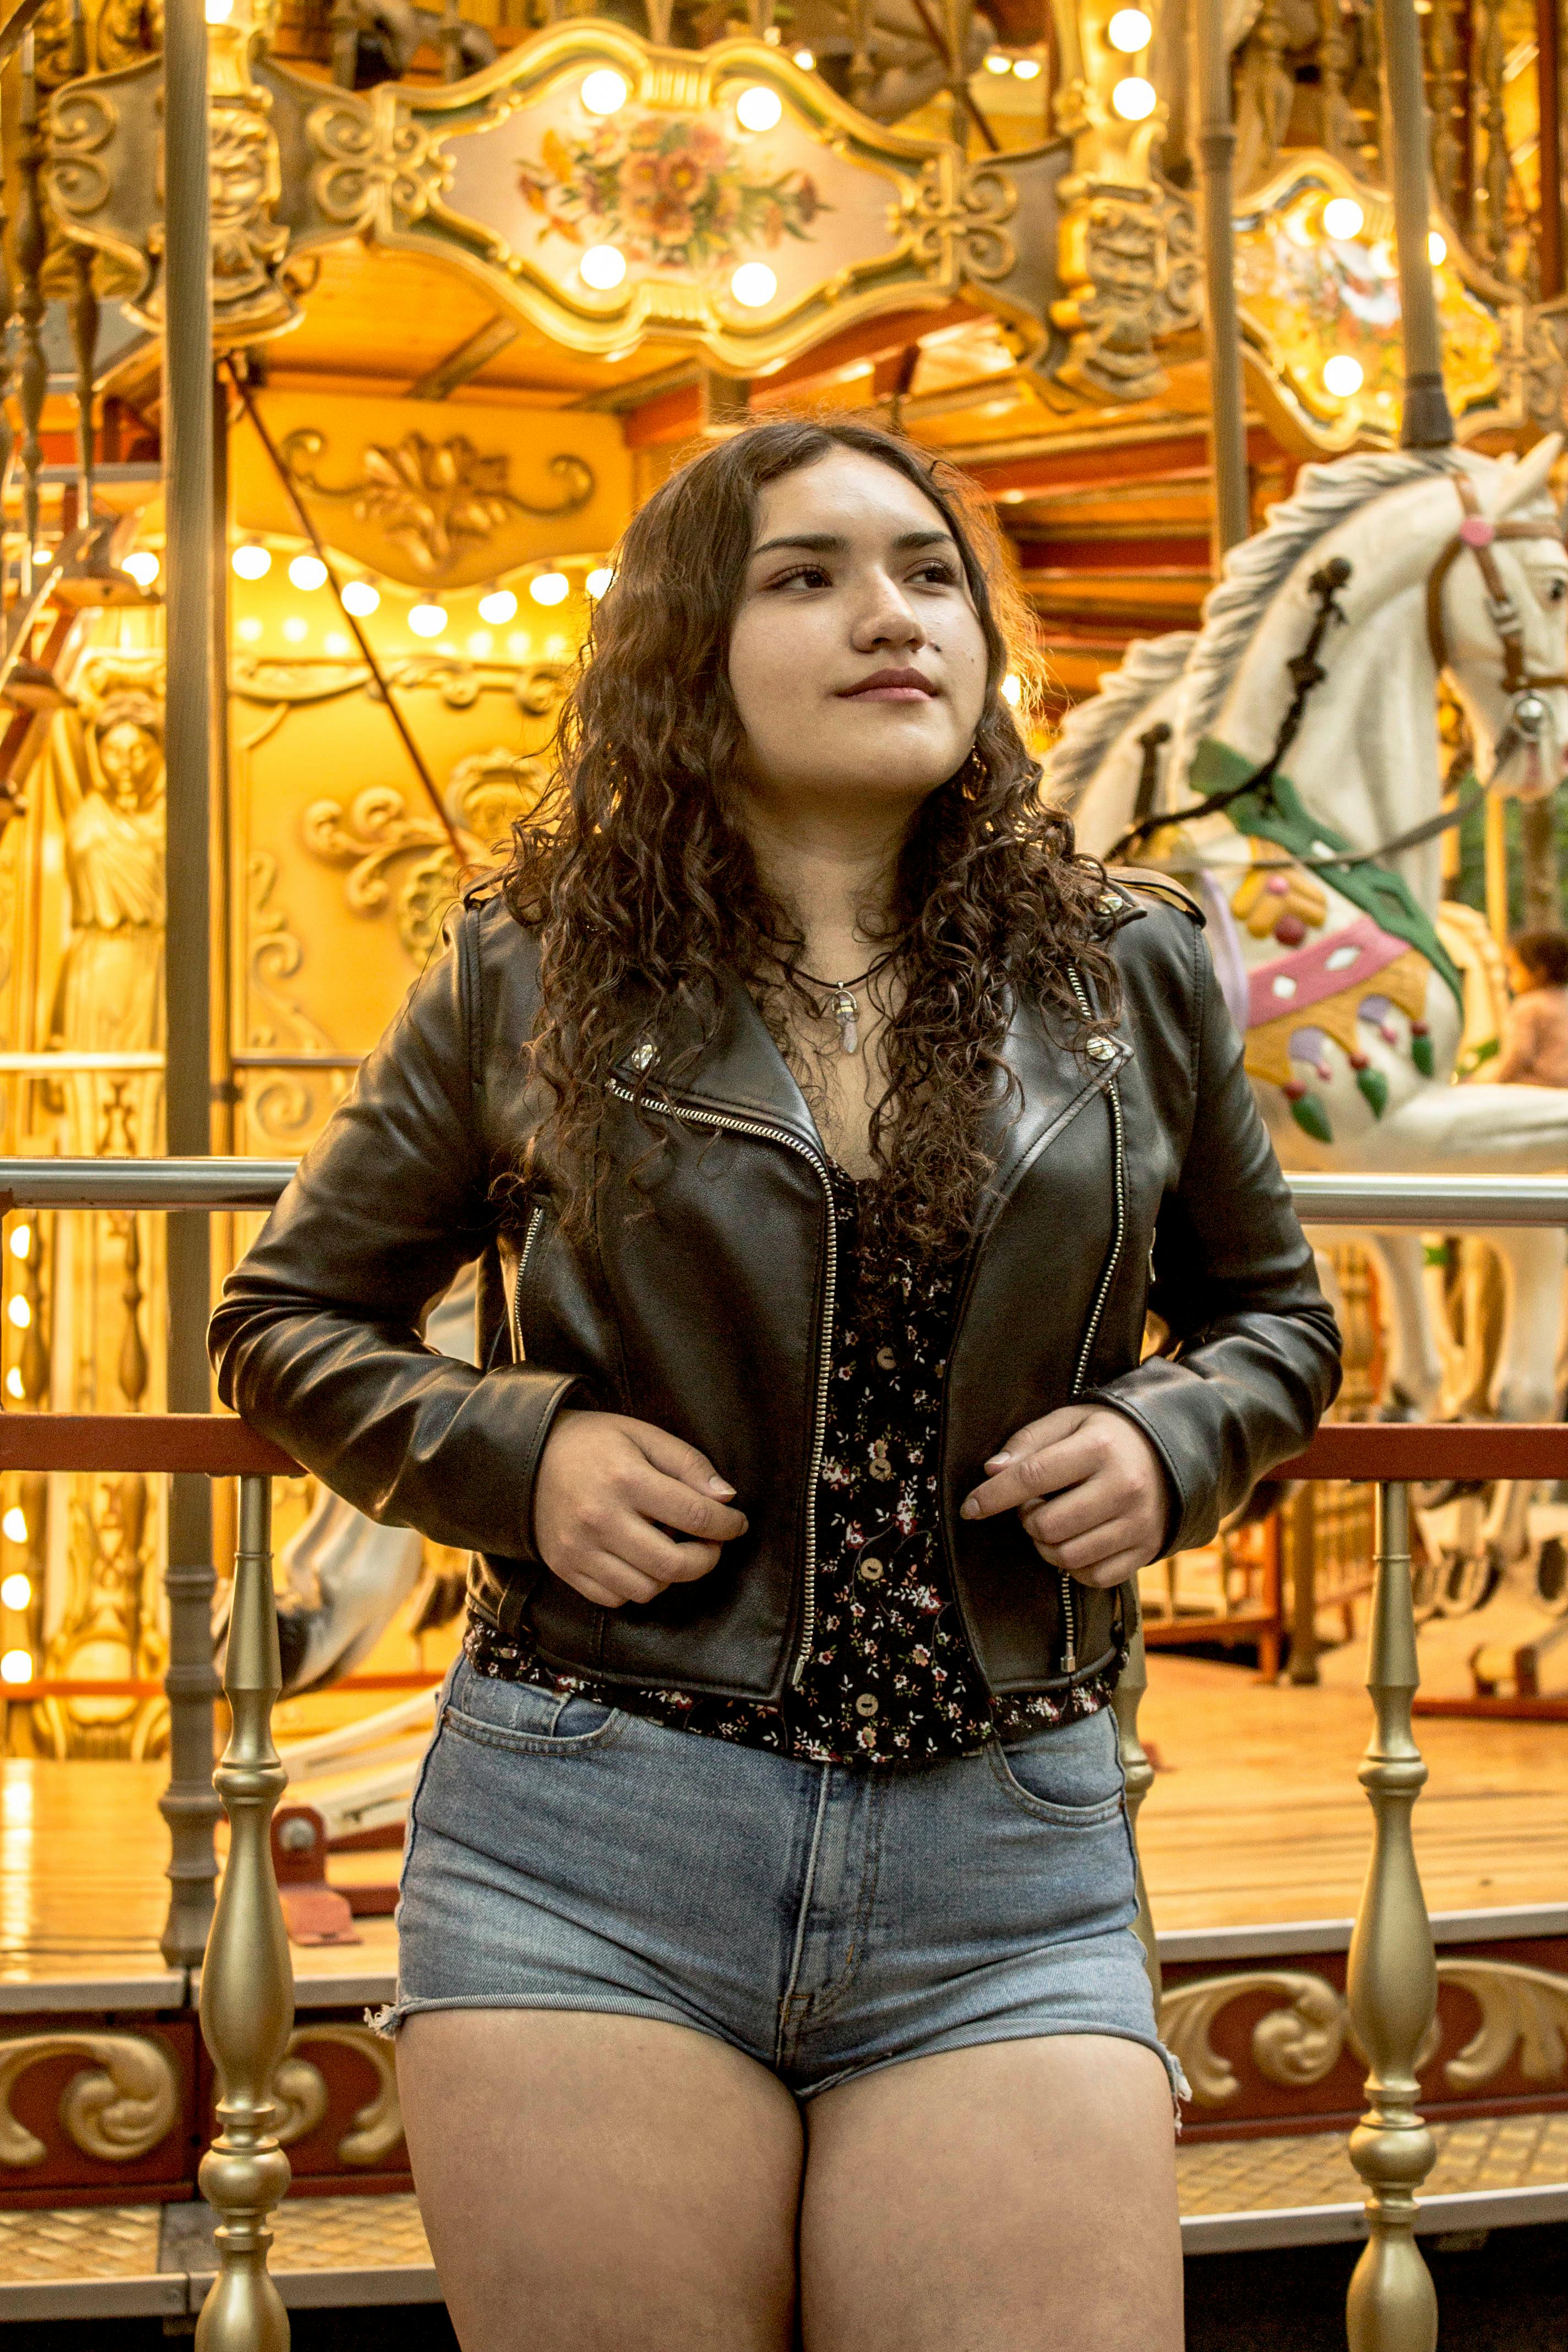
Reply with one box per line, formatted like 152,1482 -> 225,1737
509,1203 -> 546,1362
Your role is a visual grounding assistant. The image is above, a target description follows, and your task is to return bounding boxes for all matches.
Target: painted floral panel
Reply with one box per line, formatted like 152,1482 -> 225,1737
517,112 -> 827,273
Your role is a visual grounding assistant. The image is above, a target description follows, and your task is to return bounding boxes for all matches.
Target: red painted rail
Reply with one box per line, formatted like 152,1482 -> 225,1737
1278,1423 -> 1568,1482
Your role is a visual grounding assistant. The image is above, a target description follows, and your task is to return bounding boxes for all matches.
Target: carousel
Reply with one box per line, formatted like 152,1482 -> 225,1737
0,0 -> 1560,2337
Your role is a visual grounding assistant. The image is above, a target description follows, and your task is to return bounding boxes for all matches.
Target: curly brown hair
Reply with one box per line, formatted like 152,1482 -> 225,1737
500,416 -> 1119,1261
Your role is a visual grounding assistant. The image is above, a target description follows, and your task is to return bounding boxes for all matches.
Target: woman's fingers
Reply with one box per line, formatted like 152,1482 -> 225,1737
631,1419 -> 743,1504
962,1418 -> 1107,1522
620,1460 -> 748,1546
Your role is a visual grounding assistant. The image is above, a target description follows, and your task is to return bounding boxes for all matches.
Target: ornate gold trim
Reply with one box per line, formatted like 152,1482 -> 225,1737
0,2030 -> 180,2166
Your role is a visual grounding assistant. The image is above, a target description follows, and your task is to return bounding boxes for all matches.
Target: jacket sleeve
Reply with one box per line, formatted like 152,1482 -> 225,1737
208,907 -> 581,1562
1081,919 -> 1343,1553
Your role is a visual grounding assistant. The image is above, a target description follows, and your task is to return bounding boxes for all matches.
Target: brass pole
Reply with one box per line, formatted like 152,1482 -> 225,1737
1111,1619 -> 1162,2006
1377,0 -> 1454,446
67,0 -> 98,526
1191,0 -> 1251,560
1539,0 -> 1564,298
1344,1480 -> 1439,2352
159,0 -> 222,1970
197,1472 -> 292,2352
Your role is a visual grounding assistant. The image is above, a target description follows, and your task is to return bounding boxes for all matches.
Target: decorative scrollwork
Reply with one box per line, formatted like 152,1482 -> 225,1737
267,2028 -> 404,2167
0,2032 -> 180,2166
1052,177 -> 1200,405
307,89 -> 450,238
1440,1958 -> 1568,2091
1158,1971 -> 1351,2106
46,87 -> 119,222
900,157 -> 1016,284
279,427 -> 594,580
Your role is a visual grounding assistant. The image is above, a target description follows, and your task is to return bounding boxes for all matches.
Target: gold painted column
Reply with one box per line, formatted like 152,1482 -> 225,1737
1111,1620 -> 1162,2004
1376,0 -> 1453,447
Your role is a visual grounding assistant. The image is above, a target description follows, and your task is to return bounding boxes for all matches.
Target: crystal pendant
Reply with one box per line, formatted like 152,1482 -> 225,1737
834,988 -> 859,1054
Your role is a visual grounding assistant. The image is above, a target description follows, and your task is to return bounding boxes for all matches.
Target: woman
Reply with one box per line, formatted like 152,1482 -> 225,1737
211,418 -> 1340,2352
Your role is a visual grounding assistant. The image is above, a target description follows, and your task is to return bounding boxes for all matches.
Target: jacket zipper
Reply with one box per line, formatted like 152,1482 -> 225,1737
1059,970 -> 1129,1673
511,1203 -> 545,1360
607,1077 -> 836,1688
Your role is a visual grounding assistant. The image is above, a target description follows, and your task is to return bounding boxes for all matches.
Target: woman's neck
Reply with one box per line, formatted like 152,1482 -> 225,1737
735,787 -> 912,978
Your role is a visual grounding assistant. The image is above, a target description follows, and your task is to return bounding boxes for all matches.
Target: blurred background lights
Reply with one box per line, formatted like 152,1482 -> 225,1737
580,243 -> 628,291
1,1574 -> 29,1610
1,1651 -> 31,1685
530,571 -> 570,606
204,0 -> 233,19
7,1297 -> 28,1330
121,549 -> 159,587
1323,352 -> 1364,395
736,84 -> 782,129
282,616 -> 308,644
237,617 -> 262,643
341,577 -> 379,617
408,602 -> 448,636
324,631 -> 351,658
581,68 -> 629,116
1000,672 -> 1022,706
1322,197 -> 1365,239
2,1510 -> 25,1544
792,48 -> 814,68
288,553 -> 328,591
1107,8 -> 1152,48
731,261 -> 777,307
1428,229 -> 1447,264
1110,75 -> 1156,119
984,50 -> 1010,71
585,566 -> 614,598
231,541 -> 270,580
1012,55 -> 1041,76
468,631 -> 494,658
9,1226 -> 29,1260
478,587 -> 518,624
4,1371 -> 24,1400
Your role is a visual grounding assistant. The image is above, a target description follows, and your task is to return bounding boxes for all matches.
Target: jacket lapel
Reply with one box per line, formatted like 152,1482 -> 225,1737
974,988 -> 1131,1240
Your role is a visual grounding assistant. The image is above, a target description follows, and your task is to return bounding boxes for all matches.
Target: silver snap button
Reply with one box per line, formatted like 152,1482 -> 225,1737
854,1692 -> 879,1718
1098,890 -> 1120,914
858,1557 -> 885,1583
1086,1036 -> 1117,1063
629,1038 -> 655,1071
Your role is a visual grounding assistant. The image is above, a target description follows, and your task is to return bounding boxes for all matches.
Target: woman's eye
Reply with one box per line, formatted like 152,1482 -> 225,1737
768,564 -> 831,590
913,561 -> 960,586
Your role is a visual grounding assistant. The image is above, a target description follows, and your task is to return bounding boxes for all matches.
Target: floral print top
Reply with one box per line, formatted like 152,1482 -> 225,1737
465,1165 -> 1123,1766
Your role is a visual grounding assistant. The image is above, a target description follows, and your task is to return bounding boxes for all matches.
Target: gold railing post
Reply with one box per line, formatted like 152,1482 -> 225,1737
197,1472 -> 292,2352
1112,1617 -> 1161,2007
1344,1480 -> 1438,2352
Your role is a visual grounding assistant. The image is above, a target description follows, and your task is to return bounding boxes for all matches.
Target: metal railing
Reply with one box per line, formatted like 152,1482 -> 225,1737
4,1159 -> 1568,2348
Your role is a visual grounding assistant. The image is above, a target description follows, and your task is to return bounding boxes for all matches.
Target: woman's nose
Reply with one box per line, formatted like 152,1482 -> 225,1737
853,580 -> 926,649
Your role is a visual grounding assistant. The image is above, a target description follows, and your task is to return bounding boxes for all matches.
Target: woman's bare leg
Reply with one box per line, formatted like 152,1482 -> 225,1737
397,2010 -> 803,2352
799,2034 -> 1182,2352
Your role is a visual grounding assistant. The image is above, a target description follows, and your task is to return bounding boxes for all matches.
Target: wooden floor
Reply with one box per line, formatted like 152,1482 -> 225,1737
0,1647 -> 1562,1990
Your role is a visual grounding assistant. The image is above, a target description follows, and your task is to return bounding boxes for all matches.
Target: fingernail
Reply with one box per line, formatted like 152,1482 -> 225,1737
709,1477 -> 736,1498
961,1496 -> 979,1519
985,1451 -> 1013,1469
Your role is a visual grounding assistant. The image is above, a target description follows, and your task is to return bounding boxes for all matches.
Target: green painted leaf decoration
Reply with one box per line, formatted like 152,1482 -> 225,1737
1411,1032 -> 1435,1077
1289,1091 -> 1334,1144
1355,1065 -> 1389,1118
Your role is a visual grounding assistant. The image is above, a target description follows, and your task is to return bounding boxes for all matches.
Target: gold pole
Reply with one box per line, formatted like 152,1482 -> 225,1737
1112,1619 -> 1162,2006
197,1472 -> 292,2352
1344,1481 -> 1438,2352
1376,0 -> 1453,446
1191,0 -> 1251,560
1484,788 -> 1509,948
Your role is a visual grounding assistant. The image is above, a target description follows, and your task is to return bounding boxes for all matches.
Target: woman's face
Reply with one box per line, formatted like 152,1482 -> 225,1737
726,448 -> 989,819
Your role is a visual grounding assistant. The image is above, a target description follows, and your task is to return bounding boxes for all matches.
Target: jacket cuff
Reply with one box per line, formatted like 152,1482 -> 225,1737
1077,1387 -> 1186,1558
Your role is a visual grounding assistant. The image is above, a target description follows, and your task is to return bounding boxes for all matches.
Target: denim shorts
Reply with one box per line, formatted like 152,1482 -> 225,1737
377,1655 -> 1183,2104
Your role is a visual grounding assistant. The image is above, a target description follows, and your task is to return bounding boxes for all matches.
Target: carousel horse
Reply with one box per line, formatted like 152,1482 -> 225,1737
1047,434 -> 1568,1582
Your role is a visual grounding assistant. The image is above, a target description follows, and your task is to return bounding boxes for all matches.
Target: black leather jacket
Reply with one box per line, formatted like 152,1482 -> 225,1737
210,876 -> 1341,1704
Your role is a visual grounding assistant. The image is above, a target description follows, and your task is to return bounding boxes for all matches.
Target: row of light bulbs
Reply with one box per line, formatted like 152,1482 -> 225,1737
123,543 -> 616,631
2,1215 -> 32,1673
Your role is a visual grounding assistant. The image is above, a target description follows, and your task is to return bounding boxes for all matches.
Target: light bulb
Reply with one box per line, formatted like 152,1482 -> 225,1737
581,68 -> 629,116
237,616 -> 262,643
585,567 -> 614,598
288,553 -> 328,591
122,549 -> 159,587
4,1371 -> 22,1399
7,1298 -> 28,1330
580,243 -> 628,291
1,1649 -> 32,1684
1322,197 -> 1365,240
1110,75 -> 1156,119
792,48 -> 815,68
8,1227 -> 29,1261
231,541 -> 271,580
1012,56 -> 1041,77
1000,672 -> 1022,706
324,631 -> 351,657
341,578 -> 379,617
409,602 -> 448,637
984,51 -> 1010,72
478,588 -> 518,624
204,0 -> 233,20
1428,229 -> 1447,265
468,631 -> 494,658
1,1574 -> 29,1609
282,616 -> 308,644
1323,352 -> 1364,396
2,1510 -> 25,1544
736,84 -> 783,129
1107,8 -> 1151,49
530,572 -> 569,607
731,262 -> 777,308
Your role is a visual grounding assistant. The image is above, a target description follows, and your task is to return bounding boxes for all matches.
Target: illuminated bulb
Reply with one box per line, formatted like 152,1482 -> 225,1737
231,541 -> 270,580
984,51 -> 1011,72
736,84 -> 783,129
1012,55 -> 1041,77
409,602 -> 448,637
8,1228 -> 29,1261
122,549 -> 159,587
282,616 -> 308,644
341,577 -> 379,617
1322,196 -> 1365,240
4,1371 -> 21,1400
1,1650 -> 32,1685
288,553 -> 328,591
731,261 -> 778,307
1107,8 -> 1152,50
204,0 -> 234,20
1000,672 -> 1022,706
237,616 -> 262,643
792,47 -> 815,68
1428,229 -> 1447,265
478,587 -> 518,624
7,1297 -> 28,1331
507,631 -> 530,659
2,1511 -> 25,1545
530,571 -> 570,606
1,1574 -> 29,1610
468,630 -> 494,658
586,566 -> 614,598
324,631 -> 351,657
580,243 -> 627,292
581,68 -> 629,116
1323,352 -> 1364,396
1110,75 -> 1156,119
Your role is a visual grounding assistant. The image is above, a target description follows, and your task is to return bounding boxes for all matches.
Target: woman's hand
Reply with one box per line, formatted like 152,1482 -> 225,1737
533,1409 -> 749,1610
960,1403 -> 1169,1588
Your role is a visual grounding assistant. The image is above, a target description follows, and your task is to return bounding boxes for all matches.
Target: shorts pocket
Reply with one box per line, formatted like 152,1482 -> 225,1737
444,1657 -> 625,1756
987,1704 -> 1126,1826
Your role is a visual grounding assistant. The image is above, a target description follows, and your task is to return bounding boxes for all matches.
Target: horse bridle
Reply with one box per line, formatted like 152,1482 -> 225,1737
1425,467 -> 1568,749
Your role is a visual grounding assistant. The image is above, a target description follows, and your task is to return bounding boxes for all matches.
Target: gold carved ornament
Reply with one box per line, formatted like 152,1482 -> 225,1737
263,2026 -> 404,2169
0,2030 -> 181,2165
277,428 -> 595,582
306,86 -> 451,240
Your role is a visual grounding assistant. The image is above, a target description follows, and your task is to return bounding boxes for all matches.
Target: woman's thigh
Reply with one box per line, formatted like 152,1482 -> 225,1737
397,2008 -> 804,2352
798,2033 -> 1182,2352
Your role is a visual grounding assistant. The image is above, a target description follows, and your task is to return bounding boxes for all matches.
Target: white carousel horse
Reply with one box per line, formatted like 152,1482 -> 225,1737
1047,438 -> 1568,1574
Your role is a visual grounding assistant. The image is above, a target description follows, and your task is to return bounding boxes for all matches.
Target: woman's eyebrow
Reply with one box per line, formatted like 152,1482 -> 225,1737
749,527 -> 956,562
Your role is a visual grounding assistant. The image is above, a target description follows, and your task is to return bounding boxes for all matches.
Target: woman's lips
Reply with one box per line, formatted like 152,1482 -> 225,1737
838,671 -> 939,701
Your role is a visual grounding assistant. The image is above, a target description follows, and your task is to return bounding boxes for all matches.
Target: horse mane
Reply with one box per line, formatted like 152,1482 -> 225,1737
1043,631 -> 1196,805
1180,449 -> 1453,749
